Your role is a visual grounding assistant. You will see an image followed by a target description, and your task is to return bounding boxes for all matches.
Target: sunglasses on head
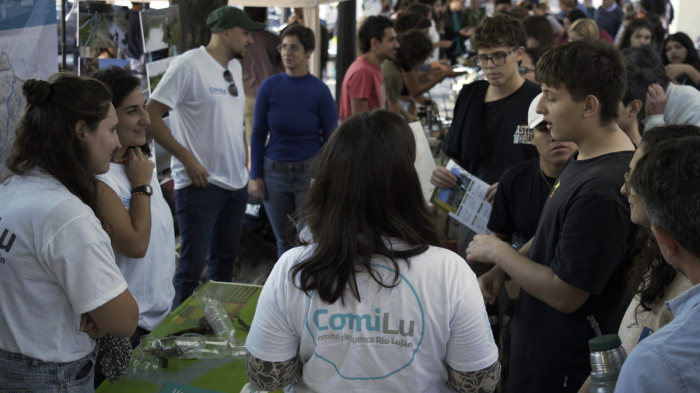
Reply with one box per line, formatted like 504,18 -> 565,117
223,70 -> 238,97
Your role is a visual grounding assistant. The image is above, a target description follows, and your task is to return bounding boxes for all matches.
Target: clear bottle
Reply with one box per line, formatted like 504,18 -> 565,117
193,293 -> 238,346
140,334 -> 246,360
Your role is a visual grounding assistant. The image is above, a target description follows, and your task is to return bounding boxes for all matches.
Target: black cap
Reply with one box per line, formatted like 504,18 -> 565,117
206,6 -> 266,34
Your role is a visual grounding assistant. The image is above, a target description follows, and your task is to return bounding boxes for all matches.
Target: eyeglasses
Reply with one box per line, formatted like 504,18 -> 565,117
519,66 -> 535,75
474,48 -> 518,68
223,70 -> 238,97
277,44 -> 302,53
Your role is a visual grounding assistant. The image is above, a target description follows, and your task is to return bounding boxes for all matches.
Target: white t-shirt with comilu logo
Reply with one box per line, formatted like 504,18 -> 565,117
97,163 -> 175,331
0,170 -> 127,363
151,46 -> 248,191
247,240 -> 498,392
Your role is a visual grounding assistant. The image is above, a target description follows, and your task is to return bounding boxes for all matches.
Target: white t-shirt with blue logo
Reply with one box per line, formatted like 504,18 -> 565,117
151,46 -> 248,191
246,240 -> 498,392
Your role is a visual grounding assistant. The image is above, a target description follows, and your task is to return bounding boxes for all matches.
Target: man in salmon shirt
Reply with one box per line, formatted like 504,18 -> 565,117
339,15 -> 399,122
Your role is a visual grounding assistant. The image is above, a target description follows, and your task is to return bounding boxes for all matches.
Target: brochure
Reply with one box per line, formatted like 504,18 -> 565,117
430,160 -> 492,233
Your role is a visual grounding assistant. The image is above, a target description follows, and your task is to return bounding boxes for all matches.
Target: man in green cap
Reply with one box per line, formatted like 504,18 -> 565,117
147,6 -> 265,307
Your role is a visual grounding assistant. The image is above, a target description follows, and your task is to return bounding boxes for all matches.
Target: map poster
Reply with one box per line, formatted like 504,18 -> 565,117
0,0 -> 57,182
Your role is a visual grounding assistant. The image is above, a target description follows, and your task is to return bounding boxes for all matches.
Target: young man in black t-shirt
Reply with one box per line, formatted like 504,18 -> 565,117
431,14 -> 540,275
486,93 -> 577,387
487,93 -> 577,303
466,39 -> 637,393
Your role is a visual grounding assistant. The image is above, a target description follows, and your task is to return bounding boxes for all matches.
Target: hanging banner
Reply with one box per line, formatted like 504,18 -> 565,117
0,0 -> 57,182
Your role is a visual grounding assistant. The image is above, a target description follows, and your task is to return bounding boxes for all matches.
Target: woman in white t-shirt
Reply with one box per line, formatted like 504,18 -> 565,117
245,110 -> 500,393
91,66 -> 176,386
0,73 -> 138,391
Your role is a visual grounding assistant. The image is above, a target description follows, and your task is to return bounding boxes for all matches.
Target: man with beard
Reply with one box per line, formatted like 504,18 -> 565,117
339,16 -> 399,122
147,6 -> 265,306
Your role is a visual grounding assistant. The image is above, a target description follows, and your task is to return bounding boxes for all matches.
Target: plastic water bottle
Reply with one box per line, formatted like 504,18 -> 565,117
140,334 -> 246,360
588,334 -> 627,393
193,293 -> 237,346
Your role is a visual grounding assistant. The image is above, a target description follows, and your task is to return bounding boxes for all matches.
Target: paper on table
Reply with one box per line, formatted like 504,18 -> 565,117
408,121 -> 436,204
430,160 -> 492,234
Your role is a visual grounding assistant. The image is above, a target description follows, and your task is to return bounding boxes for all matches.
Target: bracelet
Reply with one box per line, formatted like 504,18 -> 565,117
132,192 -> 151,198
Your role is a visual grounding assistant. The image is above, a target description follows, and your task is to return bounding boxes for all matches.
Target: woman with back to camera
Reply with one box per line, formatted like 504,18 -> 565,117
249,24 -> 338,258
0,73 -> 138,391
91,66 -> 175,385
662,32 -> 700,89
576,124 -> 698,393
245,110 -> 500,393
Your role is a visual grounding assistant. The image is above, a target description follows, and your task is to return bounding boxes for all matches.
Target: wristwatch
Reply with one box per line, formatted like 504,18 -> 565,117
131,184 -> 153,196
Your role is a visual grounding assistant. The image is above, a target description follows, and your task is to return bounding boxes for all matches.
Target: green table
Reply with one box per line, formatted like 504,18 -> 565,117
97,281 -> 278,393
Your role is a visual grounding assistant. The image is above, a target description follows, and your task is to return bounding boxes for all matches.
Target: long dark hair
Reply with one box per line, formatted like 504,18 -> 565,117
92,66 -> 152,157
626,125 -> 700,323
394,30 -> 433,71
618,17 -> 656,50
662,32 -> 700,70
292,111 -> 444,305
6,72 -> 113,222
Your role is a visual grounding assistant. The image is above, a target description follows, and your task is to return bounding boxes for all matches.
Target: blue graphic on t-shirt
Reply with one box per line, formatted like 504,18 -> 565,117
304,264 -> 425,380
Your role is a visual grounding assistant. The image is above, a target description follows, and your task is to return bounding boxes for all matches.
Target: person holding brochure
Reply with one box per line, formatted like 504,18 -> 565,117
485,93 -> 577,386
0,73 -> 138,391
249,25 -> 338,257
487,94 -> 577,260
245,110 -> 500,393
433,13 -> 540,274
466,39 -> 636,392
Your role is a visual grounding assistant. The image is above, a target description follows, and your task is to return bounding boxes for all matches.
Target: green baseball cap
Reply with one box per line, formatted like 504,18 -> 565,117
206,6 -> 266,33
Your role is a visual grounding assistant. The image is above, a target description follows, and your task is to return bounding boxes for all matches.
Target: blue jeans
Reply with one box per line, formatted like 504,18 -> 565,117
173,183 -> 248,307
0,346 -> 98,392
262,157 -> 314,257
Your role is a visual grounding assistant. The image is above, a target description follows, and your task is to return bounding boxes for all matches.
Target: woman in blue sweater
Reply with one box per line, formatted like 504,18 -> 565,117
249,24 -> 338,257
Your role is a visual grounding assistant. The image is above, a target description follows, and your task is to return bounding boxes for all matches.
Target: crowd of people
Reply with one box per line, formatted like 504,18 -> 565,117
1,1 -> 700,392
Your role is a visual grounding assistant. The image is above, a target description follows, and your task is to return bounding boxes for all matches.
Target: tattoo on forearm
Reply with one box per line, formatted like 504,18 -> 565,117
447,361 -> 501,393
245,350 -> 303,391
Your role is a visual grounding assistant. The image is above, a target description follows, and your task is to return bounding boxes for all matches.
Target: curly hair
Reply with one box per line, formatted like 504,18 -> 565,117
626,125 -> 700,324
395,12 -> 431,34
394,30 -> 434,71
471,13 -> 527,50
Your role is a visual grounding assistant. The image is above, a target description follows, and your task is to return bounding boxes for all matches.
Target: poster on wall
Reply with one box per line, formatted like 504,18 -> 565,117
146,56 -> 175,95
78,2 -> 129,51
140,6 -> 181,55
0,0 -> 56,182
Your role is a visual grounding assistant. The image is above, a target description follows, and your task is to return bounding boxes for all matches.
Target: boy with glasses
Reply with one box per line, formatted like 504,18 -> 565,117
147,7 -> 265,307
432,13 -> 540,275
466,39 -> 636,393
